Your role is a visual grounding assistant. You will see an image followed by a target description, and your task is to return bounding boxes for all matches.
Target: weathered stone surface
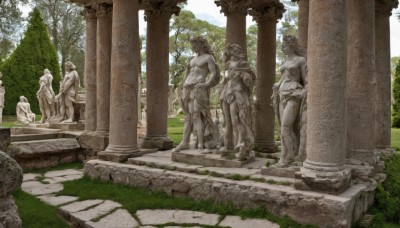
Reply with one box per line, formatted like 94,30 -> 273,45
60,200 -> 104,218
37,194 -> 78,206
172,150 -> 250,168
86,209 -> 138,228
261,166 -> 301,178
13,138 -> 81,155
71,200 -> 121,225
0,195 -> 22,228
219,215 -> 279,228
0,128 -> 10,151
79,132 -> 109,152
21,181 -> 63,196
0,151 -> 23,198
137,209 -> 219,226
23,173 -> 40,182
84,159 -> 374,227
44,169 -> 83,178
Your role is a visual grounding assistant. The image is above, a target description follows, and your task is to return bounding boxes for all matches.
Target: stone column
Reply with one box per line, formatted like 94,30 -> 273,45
375,0 -> 398,148
292,0 -> 309,50
249,1 -> 285,153
83,6 -> 97,132
95,3 -> 112,135
141,0 -> 183,150
346,0 -> 376,156
98,0 -> 141,162
295,0 -> 351,194
215,0 -> 250,52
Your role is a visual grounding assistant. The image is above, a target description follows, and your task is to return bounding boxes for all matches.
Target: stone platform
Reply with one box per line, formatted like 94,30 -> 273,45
49,123 -> 85,131
171,149 -> 255,168
85,158 -> 374,228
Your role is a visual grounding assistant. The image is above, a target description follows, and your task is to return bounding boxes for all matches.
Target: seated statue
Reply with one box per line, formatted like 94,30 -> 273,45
272,35 -> 307,166
16,96 -> 36,124
219,44 -> 256,161
173,36 -> 220,153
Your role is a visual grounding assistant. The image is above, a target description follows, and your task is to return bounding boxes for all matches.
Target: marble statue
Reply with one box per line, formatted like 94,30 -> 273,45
173,36 -> 220,153
16,96 -> 36,124
0,72 -> 4,124
37,69 -> 56,123
219,44 -> 256,160
55,61 -> 80,123
272,35 -> 307,166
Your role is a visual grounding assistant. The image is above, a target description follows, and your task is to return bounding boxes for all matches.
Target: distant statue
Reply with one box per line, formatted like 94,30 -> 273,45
0,74 -> 4,124
55,61 -> 80,123
37,69 -> 56,123
272,35 -> 307,166
16,96 -> 36,124
173,36 -> 220,153
219,44 -> 256,161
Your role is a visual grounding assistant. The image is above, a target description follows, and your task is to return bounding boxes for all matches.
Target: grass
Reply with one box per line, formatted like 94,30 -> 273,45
391,128 -> 400,150
58,176 -> 315,228
0,115 -> 42,128
167,114 -> 184,146
13,189 -> 69,228
27,162 -> 83,174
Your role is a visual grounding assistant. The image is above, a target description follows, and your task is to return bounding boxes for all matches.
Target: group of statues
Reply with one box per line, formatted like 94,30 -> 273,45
16,61 -> 80,124
174,35 -> 307,165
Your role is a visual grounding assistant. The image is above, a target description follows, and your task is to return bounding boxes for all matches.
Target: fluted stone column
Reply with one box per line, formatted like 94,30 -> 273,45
83,6 -> 97,132
375,0 -> 399,148
292,0 -> 309,50
249,1 -> 285,153
295,0 -> 351,194
215,0 -> 250,52
346,0 -> 376,156
95,3 -> 112,135
142,0 -> 183,150
98,0 -> 141,162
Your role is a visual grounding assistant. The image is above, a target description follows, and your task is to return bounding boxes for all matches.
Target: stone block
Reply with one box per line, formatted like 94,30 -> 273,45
71,200 -> 121,226
142,136 -> 173,150
79,132 -> 109,152
171,150 -> 250,168
136,209 -> 219,226
86,209 -> 139,228
0,127 -> 10,151
261,166 -> 301,178
219,215 -> 279,228
59,200 -> 104,219
37,194 -> 78,206
49,123 -> 85,131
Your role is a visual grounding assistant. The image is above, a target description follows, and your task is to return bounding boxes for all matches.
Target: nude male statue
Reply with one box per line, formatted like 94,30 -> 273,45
173,36 -> 220,153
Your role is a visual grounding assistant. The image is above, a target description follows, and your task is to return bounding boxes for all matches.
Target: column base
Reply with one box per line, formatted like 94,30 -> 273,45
142,136 -> 173,150
98,144 -> 142,162
79,131 -> 109,152
294,160 -> 351,194
253,141 -> 277,153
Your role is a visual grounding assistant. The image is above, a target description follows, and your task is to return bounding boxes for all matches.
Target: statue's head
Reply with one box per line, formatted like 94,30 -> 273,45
224,43 -> 246,62
65,61 -> 76,71
19,96 -> 28,102
44,69 -> 50,75
190,36 -> 213,55
282,35 -> 303,56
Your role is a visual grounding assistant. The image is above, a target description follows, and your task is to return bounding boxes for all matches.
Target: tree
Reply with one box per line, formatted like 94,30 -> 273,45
276,0 -> 298,67
393,59 -> 400,128
0,0 -> 28,62
247,25 -> 257,70
31,0 -> 85,77
0,8 -> 61,115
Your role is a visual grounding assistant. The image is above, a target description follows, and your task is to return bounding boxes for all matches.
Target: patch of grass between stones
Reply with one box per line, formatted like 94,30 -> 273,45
13,188 -> 69,228
58,176 -> 315,228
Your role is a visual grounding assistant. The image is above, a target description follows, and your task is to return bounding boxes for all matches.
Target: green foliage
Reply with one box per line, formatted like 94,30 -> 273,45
13,189 -> 69,228
392,129 -> 400,150
393,59 -> 400,128
369,153 -> 400,226
0,8 -> 61,115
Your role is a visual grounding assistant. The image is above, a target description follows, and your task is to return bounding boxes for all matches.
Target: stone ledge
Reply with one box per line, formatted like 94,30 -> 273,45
171,150 -> 251,168
84,159 -> 375,228
49,123 -> 85,131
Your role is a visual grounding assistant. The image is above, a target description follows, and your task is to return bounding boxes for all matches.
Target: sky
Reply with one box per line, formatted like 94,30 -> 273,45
21,0 -> 400,58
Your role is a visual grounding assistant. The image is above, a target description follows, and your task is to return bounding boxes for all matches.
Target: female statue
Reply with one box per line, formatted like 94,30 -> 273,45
37,69 -> 56,123
272,35 -> 307,166
16,96 -> 36,124
220,44 -> 256,160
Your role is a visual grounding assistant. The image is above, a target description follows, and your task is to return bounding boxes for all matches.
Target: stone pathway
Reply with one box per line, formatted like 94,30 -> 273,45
21,169 -> 279,228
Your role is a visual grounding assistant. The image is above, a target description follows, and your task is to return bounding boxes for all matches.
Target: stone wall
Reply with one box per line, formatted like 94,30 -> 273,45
85,159 -> 375,228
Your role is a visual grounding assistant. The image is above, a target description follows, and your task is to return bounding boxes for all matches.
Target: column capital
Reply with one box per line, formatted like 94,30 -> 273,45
215,0 -> 252,16
249,1 -> 285,22
82,5 -> 97,20
142,0 -> 185,20
96,3 -> 113,18
375,0 -> 399,15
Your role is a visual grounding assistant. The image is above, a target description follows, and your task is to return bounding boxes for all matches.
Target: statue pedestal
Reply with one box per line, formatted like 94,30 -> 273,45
171,149 -> 253,168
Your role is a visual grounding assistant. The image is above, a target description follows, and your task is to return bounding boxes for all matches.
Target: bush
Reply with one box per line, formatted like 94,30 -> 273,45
0,8 -> 60,115
393,59 -> 400,128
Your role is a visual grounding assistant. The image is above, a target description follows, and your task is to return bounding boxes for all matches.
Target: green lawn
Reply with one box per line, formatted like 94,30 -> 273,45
391,128 -> 400,150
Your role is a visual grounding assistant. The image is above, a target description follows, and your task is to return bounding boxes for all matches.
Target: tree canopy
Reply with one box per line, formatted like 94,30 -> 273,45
0,8 -> 61,115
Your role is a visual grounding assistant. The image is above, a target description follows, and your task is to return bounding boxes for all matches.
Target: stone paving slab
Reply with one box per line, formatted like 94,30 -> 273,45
37,194 -> 78,206
21,181 -> 63,196
85,209 -> 138,228
71,200 -> 122,224
219,215 -> 279,228
23,173 -> 40,181
137,209 -> 219,226
60,200 -> 104,214
44,169 -> 83,178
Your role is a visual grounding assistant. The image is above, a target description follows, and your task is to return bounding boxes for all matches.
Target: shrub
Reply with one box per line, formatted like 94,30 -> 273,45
393,59 -> 400,128
0,8 -> 60,115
